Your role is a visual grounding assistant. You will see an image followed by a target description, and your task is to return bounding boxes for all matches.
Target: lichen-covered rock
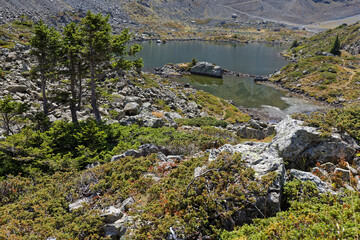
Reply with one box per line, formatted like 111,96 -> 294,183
68,196 -> 92,212
101,206 -> 124,223
207,142 -> 285,217
271,116 -> 359,169
237,120 -> 275,140
123,102 -> 140,116
288,169 -> 333,193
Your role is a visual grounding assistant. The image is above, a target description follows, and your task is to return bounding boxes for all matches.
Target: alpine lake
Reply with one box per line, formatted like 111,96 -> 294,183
137,40 -> 326,119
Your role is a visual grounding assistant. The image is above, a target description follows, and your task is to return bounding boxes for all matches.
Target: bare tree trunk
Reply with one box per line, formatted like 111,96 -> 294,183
41,70 -> 48,115
4,114 -> 11,135
77,62 -> 82,109
90,60 -> 101,123
70,65 -> 79,125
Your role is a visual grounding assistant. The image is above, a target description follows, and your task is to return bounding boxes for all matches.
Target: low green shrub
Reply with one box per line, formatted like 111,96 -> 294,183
176,116 -> 228,128
221,182 -> 360,240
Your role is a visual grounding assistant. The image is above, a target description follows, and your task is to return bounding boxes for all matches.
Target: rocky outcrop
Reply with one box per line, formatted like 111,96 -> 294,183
208,142 -> 285,219
101,197 -> 135,239
204,115 -> 359,223
271,116 -> 359,170
190,62 -> 224,78
236,119 -> 275,140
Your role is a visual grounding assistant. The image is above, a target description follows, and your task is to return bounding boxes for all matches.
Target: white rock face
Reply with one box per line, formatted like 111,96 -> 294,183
271,116 -> 359,169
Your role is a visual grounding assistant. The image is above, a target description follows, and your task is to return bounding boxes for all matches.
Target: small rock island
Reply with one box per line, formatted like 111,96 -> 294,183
190,61 -> 224,78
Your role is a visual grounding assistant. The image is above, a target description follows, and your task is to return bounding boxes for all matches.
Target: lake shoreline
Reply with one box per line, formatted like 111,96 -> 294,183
150,63 -> 329,122
132,38 -> 289,46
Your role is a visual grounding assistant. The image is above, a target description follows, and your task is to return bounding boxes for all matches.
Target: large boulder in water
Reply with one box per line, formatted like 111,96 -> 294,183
190,62 -> 224,78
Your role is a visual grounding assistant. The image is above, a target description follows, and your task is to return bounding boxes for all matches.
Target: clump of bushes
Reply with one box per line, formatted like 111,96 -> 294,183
221,181 -> 360,240
293,106 -> 360,142
0,120 -> 228,176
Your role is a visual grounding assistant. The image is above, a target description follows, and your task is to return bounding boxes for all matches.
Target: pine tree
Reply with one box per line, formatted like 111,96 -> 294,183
61,22 -> 84,124
291,39 -> 299,49
330,34 -> 341,56
80,11 -> 112,123
0,95 -> 29,135
30,19 -> 61,115
80,11 -> 142,123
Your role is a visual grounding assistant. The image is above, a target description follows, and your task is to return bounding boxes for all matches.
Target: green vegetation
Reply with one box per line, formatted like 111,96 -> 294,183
30,19 -> 61,115
188,91 -> 250,123
0,120 -> 230,177
29,12 -> 142,122
330,34 -> 341,56
221,181 -> 360,240
176,116 -> 228,128
277,23 -> 360,104
134,152 -> 278,239
294,106 -> 360,142
0,96 -> 29,135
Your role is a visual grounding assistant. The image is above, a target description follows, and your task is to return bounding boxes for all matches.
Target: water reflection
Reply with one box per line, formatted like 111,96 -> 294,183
138,41 -> 287,75
177,75 -> 290,109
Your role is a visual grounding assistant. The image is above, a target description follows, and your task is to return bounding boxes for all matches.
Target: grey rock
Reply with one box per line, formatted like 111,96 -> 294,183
157,152 -> 167,162
207,142 -> 285,216
123,102 -> 140,116
7,85 -> 27,93
321,162 -> 336,173
190,62 -> 224,78
21,64 -> 30,72
187,101 -> 198,110
288,169 -> 333,193
120,197 -> 135,212
166,155 -> 183,162
346,163 -> 357,175
143,117 -> 165,128
68,197 -> 92,211
6,52 -> 17,62
114,214 -> 134,239
111,144 -> 170,162
103,224 -> 120,240
101,206 -> 124,223
271,116 -> 359,169
200,111 -> 208,117
237,121 -> 275,140
168,112 -> 182,120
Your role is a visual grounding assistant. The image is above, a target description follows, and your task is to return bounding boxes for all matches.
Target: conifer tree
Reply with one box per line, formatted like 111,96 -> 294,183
330,34 -> 341,56
80,11 -> 142,123
30,19 -> 61,115
80,11 -> 112,123
0,95 -> 29,135
61,22 -> 84,124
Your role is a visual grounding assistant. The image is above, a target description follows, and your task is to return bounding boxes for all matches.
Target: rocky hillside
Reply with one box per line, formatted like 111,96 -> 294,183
270,22 -> 360,105
1,14 -> 360,240
1,0 -> 359,27
214,0 -> 360,25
